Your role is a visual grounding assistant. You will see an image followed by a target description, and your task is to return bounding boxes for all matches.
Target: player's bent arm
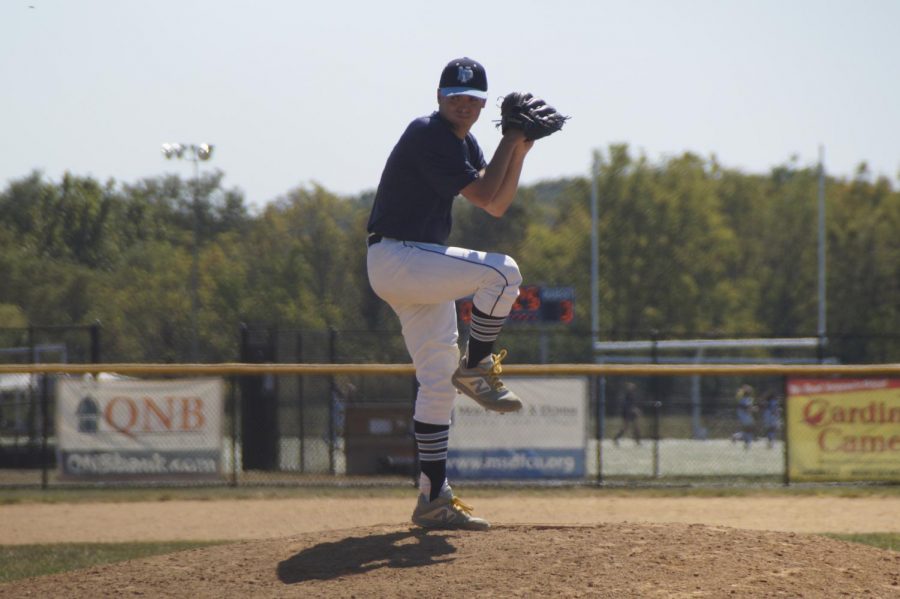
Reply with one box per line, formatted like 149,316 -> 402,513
460,132 -> 528,216
486,141 -> 532,216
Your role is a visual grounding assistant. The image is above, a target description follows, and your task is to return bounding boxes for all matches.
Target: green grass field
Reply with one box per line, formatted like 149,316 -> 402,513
1,481 -> 899,505
0,541 -> 226,583
824,533 -> 900,552
0,485 -> 897,584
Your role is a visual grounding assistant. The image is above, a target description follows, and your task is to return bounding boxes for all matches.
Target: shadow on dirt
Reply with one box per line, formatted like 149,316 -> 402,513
277,529 -> 457,584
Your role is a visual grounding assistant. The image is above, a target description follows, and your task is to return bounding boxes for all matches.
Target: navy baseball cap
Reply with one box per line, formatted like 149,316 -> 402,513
438,57 -> 488,100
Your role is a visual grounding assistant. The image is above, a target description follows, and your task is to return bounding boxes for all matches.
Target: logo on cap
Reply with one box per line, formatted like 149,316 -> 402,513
457,66 -> 474,84
439,57 -> 488,99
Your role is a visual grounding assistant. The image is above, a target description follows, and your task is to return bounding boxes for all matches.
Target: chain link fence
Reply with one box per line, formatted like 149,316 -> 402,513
1,325 -> 898,489
0,324 -> 100,476
2,371 -> 794,489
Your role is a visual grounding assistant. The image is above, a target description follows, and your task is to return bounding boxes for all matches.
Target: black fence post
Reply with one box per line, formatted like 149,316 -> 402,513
595,374 -> 605,485
239,324 -> 279,471
296,330 -> 305,474
27,325 -> 38,472
650,330 -> 661,479
230,375 -> 239,487
328,327 -> 337,476
40,373 -> 50,489
27,325 -> 35,363
652,401 -> 662,479
782,376 -> 790,486
90,321 -> 102,364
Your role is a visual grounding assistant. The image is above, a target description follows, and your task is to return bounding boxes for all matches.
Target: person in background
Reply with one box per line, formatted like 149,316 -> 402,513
760,390 -> 782,449
613,381 -> 642,446
731,384 -> 757,449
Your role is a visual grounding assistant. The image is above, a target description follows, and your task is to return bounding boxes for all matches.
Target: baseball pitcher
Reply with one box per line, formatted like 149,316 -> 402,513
366,57 -> 567,530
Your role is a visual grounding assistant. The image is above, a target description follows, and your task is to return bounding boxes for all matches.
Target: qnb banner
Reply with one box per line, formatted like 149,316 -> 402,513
787,378 -> 900,482
447,377 -> 587,479
56,377 -> 224,480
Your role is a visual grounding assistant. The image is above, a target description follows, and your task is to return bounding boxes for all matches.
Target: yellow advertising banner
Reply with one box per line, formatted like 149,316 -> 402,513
787,378 -> 900,482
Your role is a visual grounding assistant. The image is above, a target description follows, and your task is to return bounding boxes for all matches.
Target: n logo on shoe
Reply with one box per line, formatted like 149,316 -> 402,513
425,506 -> 457,524
470,379 -> 491,394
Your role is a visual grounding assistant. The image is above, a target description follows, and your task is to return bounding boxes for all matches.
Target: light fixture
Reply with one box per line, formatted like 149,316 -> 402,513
161,143 -> 212,160
197,143 -> 213,161
161,143 -> 188,159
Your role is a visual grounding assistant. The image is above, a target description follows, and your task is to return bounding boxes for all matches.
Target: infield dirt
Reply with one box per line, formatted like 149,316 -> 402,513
2,494 -> 899,597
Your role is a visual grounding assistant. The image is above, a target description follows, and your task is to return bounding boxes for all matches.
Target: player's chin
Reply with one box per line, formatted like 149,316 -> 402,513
455,114 -> 479,128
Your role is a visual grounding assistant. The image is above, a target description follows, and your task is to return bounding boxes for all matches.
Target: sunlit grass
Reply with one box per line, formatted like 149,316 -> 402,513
825,533 -> 900,552
0,481 -> 898,505
0,541 -> 226,583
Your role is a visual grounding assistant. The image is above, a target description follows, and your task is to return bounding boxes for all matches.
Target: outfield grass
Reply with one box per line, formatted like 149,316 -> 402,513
0,541 -> 226,583
826,533 -> 900,552
0,481 -> 898,505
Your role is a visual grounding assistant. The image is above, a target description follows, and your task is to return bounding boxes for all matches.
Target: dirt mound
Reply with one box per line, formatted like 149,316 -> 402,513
4,523 -> 899,598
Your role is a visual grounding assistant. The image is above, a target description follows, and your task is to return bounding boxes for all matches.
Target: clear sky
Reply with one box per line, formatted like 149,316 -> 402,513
2,0 -> 898,210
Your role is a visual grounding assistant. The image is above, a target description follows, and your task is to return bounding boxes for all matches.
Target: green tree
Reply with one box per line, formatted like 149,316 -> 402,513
827,169 -> 900,361
0,304 -> 27,328
1,156 -> 897,365
238,185 -> 363,330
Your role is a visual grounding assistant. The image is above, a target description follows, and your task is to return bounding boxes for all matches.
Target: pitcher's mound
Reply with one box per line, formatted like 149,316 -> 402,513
4,523 -> 899,598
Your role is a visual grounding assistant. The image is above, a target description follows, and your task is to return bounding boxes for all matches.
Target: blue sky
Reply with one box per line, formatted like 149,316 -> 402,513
2,0 -> 898,209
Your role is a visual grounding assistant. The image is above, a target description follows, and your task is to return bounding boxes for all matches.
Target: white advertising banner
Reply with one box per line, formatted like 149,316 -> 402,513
447,377 -> 588,479
56,377 -> 224,480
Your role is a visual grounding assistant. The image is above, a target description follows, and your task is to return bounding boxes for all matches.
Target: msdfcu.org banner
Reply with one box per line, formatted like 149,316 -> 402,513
787,378 -> 900,482
447,377 -> 587,479
56,377 -> 224,480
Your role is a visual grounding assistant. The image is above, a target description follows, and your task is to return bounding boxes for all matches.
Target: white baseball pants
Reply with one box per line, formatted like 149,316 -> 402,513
367,238 -> 522,425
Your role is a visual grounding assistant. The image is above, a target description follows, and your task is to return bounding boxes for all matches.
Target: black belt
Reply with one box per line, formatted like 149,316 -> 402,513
367,233 -> 383,247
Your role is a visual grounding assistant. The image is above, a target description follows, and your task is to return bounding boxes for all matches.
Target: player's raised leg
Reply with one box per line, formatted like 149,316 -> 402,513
368,240 -> 524,413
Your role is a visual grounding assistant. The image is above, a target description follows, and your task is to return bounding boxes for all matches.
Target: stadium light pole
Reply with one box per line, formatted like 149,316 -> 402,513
161,143 -> 214,362
817,145 -> 826,353
590,151 -> 600,350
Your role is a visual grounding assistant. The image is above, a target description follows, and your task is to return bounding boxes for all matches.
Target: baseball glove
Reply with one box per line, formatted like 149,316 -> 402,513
497,92 -> 570,141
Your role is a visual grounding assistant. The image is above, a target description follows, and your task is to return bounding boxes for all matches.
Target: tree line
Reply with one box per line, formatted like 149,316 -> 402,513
1,144 -> 898,364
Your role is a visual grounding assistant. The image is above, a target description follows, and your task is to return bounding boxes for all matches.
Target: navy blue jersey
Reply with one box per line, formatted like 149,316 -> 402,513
367,111 -> 487,244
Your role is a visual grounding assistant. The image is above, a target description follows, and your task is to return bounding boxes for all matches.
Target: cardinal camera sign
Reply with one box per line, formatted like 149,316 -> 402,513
787,378 -> 900,482
56,377 -> 224,480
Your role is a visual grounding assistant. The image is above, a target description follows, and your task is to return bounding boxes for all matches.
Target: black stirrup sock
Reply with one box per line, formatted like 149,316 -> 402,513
414,420 -> 449,501
466,306 -> 505,368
